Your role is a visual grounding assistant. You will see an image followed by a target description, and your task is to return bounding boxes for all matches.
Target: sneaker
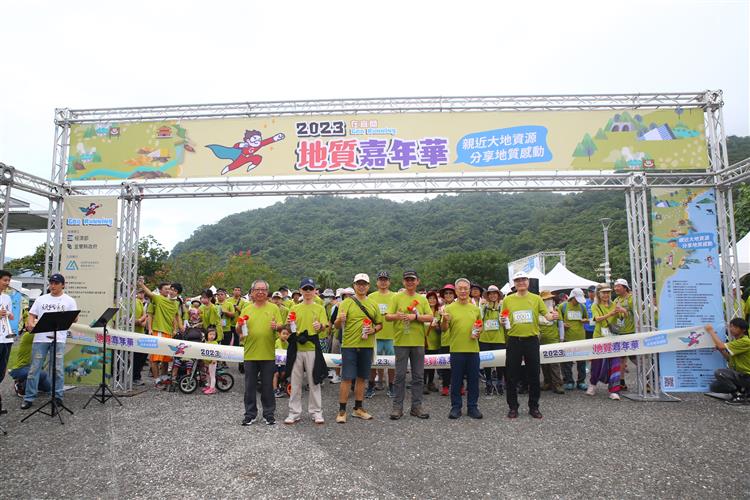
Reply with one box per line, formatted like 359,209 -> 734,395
365,386 -> 375,399
485,385 -> 494,396
586,385 -> 596,396
440,387 -> 449,397
529,408 -> 543,419
389,408 -> 403,420
284,416 -> 301,425
563,382 -> 575,391
541,383 -> 552,391
336,411 -> 347,424
387,387 -> 394,398
577,383 -> 588,391
352,408 -> 373,420
410,407 -> 429,419
205,387 -> 217,395
327,369 -> 334,379
21,400 -> 32,410
14,380 -> 24,397
507,408 -> 518,419
609,392 -> 621,401
274,388 -> 284,399
263,417 -> 276,426
448,408 -> 461,419
241,417 -> 255,426
331,375 -> 341,384
553,385 -> 565,395
313,415 -> 325,424
467,408 -> 483,419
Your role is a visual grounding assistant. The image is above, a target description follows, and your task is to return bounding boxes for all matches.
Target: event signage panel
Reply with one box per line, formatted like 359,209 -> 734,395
652,187 -> 726,391
66,108 -> 708,181
61,195 -> 117,385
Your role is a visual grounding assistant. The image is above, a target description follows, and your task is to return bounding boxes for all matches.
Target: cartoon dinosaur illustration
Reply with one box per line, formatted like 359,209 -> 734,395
206,130 -> 286,175
679,331 -> 703,347
168,342 -> 189,356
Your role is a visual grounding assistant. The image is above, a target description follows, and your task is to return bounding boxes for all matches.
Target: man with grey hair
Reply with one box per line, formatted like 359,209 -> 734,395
238,279 -> 285,426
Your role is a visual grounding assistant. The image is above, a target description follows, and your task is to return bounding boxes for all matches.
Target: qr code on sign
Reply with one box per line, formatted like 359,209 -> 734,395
663,376 -> 675,389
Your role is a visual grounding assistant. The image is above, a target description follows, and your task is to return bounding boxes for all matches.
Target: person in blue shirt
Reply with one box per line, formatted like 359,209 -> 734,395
584,285 -> 596,340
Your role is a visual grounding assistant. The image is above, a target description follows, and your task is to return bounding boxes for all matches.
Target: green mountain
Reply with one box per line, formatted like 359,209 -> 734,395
171,191 -> 630,289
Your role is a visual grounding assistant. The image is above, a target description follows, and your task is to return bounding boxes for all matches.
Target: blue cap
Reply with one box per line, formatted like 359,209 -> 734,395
49,273 -> 65,284
299,277 -> 316,289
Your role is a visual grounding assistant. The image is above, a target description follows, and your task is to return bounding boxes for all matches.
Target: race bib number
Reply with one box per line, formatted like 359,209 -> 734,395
567,310 -> 582,321
512,310 -> 533,324
484,319 -> 500,331
222,319 -> 227,327
601,327 -> 611,337
379,303 -> 388,314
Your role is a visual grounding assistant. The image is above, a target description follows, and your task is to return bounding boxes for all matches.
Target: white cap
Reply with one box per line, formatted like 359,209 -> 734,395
512,271 -> 529,281
322,288 -> 335,297
353,273 -> 370,284
570,288 -> 586,304
614,278 -> 630,289
342,287 -> 355,296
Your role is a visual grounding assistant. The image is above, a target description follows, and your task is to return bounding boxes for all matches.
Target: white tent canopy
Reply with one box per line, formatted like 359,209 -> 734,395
738,231 -> 750,278
540,262 -> 598,292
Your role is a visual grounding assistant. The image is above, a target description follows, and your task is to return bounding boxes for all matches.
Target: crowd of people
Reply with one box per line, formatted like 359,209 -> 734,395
1,269 -> 749,424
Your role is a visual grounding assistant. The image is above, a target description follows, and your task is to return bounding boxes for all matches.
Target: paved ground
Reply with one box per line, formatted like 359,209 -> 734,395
1,368 -> 748,499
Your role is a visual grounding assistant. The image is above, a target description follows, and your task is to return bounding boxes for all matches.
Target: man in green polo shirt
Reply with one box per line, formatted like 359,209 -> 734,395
333,273 -> 383,423
707,318 -> 750,403
367,271 -> 396,399
385,269 -> 432,420
441,278 -> 483,419
503,271 -> 558,419
238,279 -> 285,426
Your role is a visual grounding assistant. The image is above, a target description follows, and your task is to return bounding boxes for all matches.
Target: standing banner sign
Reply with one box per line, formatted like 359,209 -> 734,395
507,253 -> 543,282
652,187 -> 725,391
61,195 -> 117,385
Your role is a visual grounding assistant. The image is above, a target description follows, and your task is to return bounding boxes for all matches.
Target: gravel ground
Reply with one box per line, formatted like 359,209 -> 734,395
1,368 -> 748,499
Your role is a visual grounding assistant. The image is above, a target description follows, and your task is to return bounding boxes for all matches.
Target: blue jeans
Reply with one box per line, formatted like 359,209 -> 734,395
25,342 -> 64,402
450,352 -> 480,411
10,366 -> 51,393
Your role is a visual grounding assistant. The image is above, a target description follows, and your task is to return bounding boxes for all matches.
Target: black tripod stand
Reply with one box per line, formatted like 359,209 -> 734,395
21,309 -> 80,425
84,307 -> 122,408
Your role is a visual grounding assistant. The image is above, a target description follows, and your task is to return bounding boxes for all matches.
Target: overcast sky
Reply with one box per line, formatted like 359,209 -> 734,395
0,0 -> 747,258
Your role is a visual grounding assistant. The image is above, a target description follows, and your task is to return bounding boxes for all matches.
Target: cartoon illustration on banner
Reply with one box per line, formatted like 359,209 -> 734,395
66,108 -> 708,181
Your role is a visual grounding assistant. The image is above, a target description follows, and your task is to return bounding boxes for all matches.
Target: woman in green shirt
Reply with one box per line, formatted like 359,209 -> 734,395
424,290 -> 442,393
587,283 -> 626,400
479,285 -> 505,396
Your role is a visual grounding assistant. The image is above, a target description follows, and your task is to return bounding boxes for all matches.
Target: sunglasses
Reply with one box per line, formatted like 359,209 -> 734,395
301,287 -> 314,291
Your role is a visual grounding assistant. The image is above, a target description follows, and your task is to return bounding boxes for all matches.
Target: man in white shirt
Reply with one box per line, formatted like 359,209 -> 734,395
21,273 -> 78,410
0,269 -> 15,415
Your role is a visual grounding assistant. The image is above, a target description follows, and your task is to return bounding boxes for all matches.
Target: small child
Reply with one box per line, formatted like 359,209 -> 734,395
202,326 -> 219,395
273,330 -> 290,398
188,300 -> 202,328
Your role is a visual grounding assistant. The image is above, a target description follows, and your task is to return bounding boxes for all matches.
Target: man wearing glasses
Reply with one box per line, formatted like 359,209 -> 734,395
385,269 -> 432,420
502,271 -> 558,419
238,279 -> 285,426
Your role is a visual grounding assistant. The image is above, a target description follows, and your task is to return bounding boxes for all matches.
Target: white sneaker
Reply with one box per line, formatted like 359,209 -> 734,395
586,385 -> 596,396
609,392 -> 621,401
331,374 -> 341,384
283,415 -> 300,425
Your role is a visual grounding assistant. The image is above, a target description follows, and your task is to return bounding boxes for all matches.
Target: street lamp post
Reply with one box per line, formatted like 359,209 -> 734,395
599,218 -> 613,284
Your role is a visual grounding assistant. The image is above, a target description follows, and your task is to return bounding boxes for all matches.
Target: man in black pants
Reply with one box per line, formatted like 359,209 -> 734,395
238,279 -> 285,426
501,271 -> 558,419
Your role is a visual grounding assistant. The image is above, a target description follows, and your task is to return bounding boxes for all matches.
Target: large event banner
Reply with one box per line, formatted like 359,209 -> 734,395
652,187 -> 726,391
66,108 -> 708,181
507,253 -> 543,281
61,195 -> 117,385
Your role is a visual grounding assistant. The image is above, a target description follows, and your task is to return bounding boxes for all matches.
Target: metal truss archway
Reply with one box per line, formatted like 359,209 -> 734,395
2,90 -> 745,395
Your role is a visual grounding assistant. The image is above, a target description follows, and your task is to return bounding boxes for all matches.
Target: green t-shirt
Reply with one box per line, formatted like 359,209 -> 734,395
445,301 -> 481,353
338,296 -> 382,349
289,302 -> 328,352
229,297 -> 248,327
217,299 -> 234,331
368,290 -> 396,341
200,304 -> 224,343
388,292 -> 431,347
283,298 -> 295,309
10,331 -> 33,370
503,293 -> 548,338
426,310 -> 442,351
440,301 -> 454,347
313,295 -> 323,306
134,299 -> 145,334
558,300 -> 587,342
479,304 -> 505,344
149,294 -> 179,335
239,302 -> 283,361
613,294 -> 635,334
591,302 -> 617,338
539,316 -> 559,345
275,338 -> 288,351
726,335 -> 750,374
276,303 -> 289,324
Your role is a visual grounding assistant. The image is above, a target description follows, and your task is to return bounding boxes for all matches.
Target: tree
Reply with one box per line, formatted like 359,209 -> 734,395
5,244 -> 46,274
138,235 -> 169,282
315,270 -> 339,291
573,133 -> 597,161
